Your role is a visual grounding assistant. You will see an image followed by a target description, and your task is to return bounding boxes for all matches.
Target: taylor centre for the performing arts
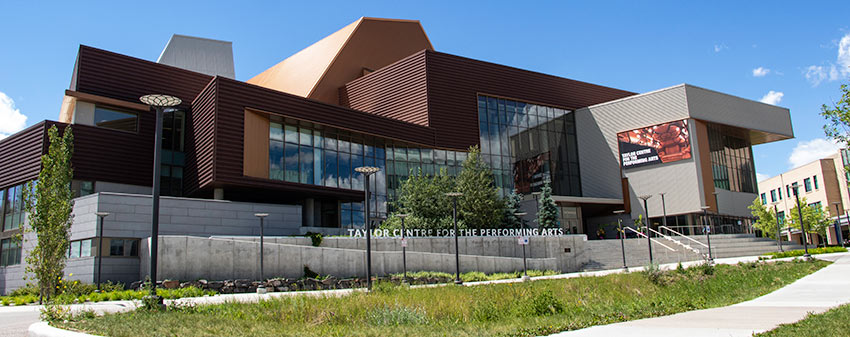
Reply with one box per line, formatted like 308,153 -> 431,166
0,17 -> 793,293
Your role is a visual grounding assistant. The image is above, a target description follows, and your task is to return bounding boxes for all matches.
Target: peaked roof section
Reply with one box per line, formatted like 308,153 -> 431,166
247,17 -> 433,105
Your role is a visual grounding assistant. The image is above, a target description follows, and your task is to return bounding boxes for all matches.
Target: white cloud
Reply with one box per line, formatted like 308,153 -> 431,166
714,44 -> 728,52
0,91 -> 27,139
788,138 -> 841,168
804,33 -> 850,86
756,173 -> 770,182
760,91 -> 784,105
752,67 -> 770,77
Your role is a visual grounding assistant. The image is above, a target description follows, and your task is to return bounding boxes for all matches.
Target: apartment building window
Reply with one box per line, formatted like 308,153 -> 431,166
777,211 -> 785,224
809,201 -> 823,213
760,193 -> 767,204
0,238 -> 21,266
770,189 -> 777,202
778,188 -> 782,200
804,178 -> 812,192
814,175 -> 819,190
786,185 -> 791,197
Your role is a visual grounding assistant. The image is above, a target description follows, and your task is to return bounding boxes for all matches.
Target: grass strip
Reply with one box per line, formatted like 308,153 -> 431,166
756,303 -> 850,337
56,259 -> 828,337
765,246 -> 846,259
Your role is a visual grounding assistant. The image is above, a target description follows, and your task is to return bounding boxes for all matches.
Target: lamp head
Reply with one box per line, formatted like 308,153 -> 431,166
254,213 -> 269,218
140,94 -> 182,107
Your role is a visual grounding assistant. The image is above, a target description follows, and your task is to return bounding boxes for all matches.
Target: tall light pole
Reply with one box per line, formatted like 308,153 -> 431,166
613,210 -> 627,271
396,213 -> 409,282
445,192 -> 464,284
701,206 -> 713,262
659,193 -> 668,230
140,94 -> 182,304
514,211 -> 530,281
638,195 -> 653,264
355,166 -> 380,290
773,205 -> 783,252
832,202 -> 843,247
94,212 -> 110,291
791,184 -> 811,258
254,213 -> 268,294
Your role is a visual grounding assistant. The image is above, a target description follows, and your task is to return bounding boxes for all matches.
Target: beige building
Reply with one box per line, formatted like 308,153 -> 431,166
757,149 -> 850,245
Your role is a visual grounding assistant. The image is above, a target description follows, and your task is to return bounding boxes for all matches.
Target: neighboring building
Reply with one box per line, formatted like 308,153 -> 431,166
0,17 -> 793,293
758,149 -> 850,245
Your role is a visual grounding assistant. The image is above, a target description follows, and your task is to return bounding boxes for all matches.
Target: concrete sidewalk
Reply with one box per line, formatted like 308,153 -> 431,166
550,253 -> 850,337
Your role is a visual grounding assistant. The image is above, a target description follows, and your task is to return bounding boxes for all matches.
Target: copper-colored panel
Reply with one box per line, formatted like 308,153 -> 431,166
341,51 -> 429,126
242,109 -> 269,179
694,120 -> 717,212
65,90 -> 150,112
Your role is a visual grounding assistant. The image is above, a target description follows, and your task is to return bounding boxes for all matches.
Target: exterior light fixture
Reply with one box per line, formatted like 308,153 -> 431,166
612,209 -> 627,271
254,213 -> 269,294
514,211 -> 530,281
444,192 -> 463,284
701,206 -> 714,262
638,195 -> 653,263
140,93 -> 182,305
831,202 -> 843,248
94,212 -> 110,291
396,213 -> 409,282
355,166 -> 380,290
791,184 -> 811,258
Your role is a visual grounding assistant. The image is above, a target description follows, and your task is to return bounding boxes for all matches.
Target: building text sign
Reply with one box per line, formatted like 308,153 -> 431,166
347,228 -> 565,238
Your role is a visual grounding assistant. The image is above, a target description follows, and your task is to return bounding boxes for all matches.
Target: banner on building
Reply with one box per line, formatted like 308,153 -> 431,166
617,120 -> 691,169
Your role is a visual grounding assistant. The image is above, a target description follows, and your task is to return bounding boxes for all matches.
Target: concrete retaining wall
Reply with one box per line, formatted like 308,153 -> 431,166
143,235 -> 589,281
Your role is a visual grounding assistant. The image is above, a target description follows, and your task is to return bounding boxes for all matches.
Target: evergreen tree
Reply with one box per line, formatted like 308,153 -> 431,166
393,167 -> 455,229
23,125 -> 74,302
502,189 -> 523,228
456,146 -> 502,229
536,179 -> 560,228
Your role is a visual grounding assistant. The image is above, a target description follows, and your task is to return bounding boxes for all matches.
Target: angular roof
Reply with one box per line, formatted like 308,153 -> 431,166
247,17 -> 433,105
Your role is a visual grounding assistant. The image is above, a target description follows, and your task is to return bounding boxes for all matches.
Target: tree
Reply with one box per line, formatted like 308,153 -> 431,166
22,125 -> 74,302
393,167 -> 455,230
748,198 -> 780,239
788,197 -> 832,242
821,83 -> 850,147
455,146 -> 502,229
536,179 -> 560,228
502,189 -> 523,228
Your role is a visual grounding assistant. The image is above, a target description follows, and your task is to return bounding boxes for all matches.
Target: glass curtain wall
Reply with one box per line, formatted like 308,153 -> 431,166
477,95 -> 581,197
708,125 -> 756,193
161,110 -> 186,197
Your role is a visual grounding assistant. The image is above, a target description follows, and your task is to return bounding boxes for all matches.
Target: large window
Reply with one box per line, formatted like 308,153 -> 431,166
161,110 -> 186,197
804,178 -> 812,192
708,124 -> 756,193
94,106 -> 138,133
770,190 -> 777,203
2,183 -> 26,231
477,95 -> 580,197
0,238 -> 21,267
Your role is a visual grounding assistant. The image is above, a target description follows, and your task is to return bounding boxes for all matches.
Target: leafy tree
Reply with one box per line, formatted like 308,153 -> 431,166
502,189 -> 524,228
536,179 -> 560,228
821,83 -> 850,147
22,126 -> 74,302
788,197 -> 832,241
456,146 -> 502,229
393,167 -> 455,229
748,198 -> 780,239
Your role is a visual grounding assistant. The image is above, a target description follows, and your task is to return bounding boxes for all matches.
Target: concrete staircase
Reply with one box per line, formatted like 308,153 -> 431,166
582,234 -> 804,271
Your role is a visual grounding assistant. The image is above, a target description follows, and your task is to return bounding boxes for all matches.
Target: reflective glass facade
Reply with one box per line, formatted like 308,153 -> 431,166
708,125 -> 756,193
1,183 -> 26,231
477,95 -> 581,196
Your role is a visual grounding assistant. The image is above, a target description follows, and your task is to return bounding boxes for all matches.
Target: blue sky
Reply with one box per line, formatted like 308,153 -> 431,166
1,1 -> 848,180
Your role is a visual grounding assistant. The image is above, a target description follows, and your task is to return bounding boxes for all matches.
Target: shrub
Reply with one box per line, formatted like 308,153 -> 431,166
523,290 -> 564,316
304,232 -> 323,247
767,246 -> 847,259
642,263 -> 667,286
40,303 -> 71,322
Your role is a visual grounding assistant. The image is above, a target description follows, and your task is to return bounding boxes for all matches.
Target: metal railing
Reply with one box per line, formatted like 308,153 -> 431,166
624,227 -> 676,251
659,226 -> 709,248
654,226 -> 710,261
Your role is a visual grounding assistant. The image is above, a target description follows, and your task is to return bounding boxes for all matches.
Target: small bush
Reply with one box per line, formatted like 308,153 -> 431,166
522,290 -> 564,316
697,261 -> 715,275
40,304 -> 71,322
367,305 -> 428,325
304,232 -> 323,247
642,263 -> 667,286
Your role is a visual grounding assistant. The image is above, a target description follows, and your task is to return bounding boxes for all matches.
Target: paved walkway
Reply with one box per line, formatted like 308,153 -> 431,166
551,252 -> 850,337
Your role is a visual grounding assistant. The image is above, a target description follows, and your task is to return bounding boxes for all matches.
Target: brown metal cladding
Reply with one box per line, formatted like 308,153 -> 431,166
0,122 -> 48,189
340,51 -> 429,126
425,50 -> 636,149
184,80 -> 217,196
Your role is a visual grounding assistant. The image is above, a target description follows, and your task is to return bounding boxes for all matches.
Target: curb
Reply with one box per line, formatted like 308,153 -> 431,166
28,322 -> 101,337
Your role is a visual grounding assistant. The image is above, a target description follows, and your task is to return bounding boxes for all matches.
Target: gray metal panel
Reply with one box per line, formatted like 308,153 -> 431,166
157,34 -> 235,79
684,84 -> 793,141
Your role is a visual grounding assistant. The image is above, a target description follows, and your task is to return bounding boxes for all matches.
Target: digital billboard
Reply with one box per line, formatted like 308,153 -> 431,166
617,120 -> 691,169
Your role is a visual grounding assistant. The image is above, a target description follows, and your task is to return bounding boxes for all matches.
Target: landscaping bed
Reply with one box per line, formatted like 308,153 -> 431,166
756,303 -> 850,337
54,259 -> 829,337
764,246 -> 847,259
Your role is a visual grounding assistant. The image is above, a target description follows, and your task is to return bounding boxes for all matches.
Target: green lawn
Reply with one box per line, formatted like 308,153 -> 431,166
56,260 -> 829,337
756,303 -> 850,337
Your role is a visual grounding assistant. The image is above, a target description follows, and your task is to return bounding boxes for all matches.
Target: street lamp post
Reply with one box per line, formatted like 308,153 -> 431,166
396,213 -> 409,283
140,94 -> 182,304
254,213 -> 269,294
773,205 -> 783,252
613,210 -> 627,271
94,212 -> 110,291
832,202 -> 843,247
514,212 -> 530,281
638,195 -> 653,264
355,166 -> 380,290
659,193 -> 668,230
792,184 -> 811,258
445,192 -> 464,285
701,206 -> 713,262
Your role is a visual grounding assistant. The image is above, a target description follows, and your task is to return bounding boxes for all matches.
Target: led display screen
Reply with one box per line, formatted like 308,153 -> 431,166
617,120 -> 691,169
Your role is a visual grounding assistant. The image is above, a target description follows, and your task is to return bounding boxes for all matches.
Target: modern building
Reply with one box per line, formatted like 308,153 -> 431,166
0,17 -> 793,293
757,149 -> 850,245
